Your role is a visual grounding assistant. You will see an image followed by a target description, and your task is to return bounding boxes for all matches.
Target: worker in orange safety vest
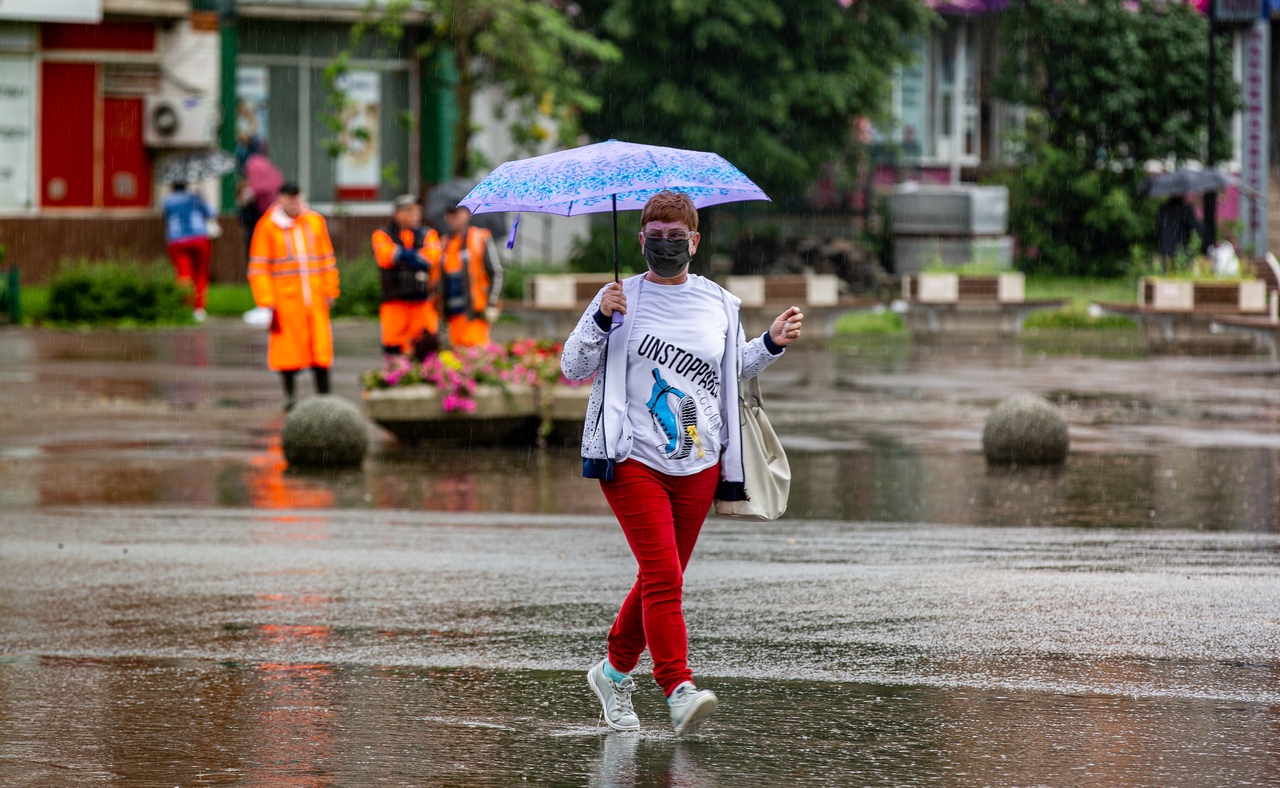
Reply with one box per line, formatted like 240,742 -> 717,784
248,182 -> 340,410
372,194 -> 442,357
441,203 -> 503,347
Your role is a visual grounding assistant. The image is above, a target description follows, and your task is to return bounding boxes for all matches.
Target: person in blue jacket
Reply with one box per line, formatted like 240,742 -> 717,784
162,181 -> 217,322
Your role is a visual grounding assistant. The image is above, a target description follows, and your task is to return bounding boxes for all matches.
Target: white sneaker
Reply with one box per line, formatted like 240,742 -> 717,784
193,308 -> 207,323
587,659 -> 640,731
667,682 -> 716,736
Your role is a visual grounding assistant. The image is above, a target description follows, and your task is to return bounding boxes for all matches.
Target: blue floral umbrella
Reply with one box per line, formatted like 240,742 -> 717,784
459,139 -> 770,280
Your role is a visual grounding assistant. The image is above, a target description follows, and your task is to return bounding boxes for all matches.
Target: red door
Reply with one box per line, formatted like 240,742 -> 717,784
102,97 -> 151,208
40,61 -> 96,208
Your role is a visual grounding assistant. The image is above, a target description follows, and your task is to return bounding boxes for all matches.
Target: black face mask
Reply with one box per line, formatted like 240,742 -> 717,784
643,237 -> 692,278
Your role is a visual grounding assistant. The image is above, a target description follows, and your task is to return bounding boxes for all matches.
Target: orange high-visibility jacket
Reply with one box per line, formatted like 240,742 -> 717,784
441,226 -> 502,318
372,225 -> 443,349
372,225 -> 442,301
248,207 -> 340,371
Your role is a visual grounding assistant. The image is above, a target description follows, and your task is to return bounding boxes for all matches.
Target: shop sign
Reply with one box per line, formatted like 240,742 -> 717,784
1213,0 -> 1263,23
334,70 -> 380,201
0,0 -> 101,23
1239,19 -> 1269,256
235,65 -> 268,153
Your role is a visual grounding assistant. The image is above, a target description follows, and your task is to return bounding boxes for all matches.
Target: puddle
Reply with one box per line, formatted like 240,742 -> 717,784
4,325 -> 1280,531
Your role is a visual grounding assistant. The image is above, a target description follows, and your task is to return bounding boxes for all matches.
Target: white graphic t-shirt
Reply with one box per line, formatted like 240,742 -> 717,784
625,277 -> 729,476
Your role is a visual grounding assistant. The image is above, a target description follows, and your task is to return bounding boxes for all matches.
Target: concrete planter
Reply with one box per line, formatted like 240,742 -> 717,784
1140,278 -> 1266,313
526,274 -> 614,307
1141,278 -> 1194,311
1238,280 -> 1267,312
996,272 -> 1025,303
905,272 -> 959,304
363,383 -> 590,445
903,272 -> 1024,304
724,274 -> 840,307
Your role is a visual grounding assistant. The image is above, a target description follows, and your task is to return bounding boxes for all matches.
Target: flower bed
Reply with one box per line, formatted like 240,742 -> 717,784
361,339 -> 592,445
363,339 -> 583,410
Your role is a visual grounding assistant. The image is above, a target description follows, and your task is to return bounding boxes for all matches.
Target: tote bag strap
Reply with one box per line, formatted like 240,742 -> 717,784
743,374 -> 763,407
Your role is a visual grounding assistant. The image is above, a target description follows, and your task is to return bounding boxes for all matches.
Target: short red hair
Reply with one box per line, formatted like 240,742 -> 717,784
640,190 -> 698,232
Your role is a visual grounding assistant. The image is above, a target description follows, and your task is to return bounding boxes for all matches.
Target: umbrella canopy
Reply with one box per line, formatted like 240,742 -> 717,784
461,139 -> 769,217
1142,168 -> 1235,198
460,139 -> 769,280
161,150 -> 237,185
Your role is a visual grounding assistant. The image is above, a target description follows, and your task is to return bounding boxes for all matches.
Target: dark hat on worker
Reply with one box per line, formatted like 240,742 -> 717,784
393,194 -> 419,211
279,181 -> 302,197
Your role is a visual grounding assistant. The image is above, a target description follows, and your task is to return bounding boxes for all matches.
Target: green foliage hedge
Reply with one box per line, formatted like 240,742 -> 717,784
568,215 -> 641,276
993,0 -> 1240,277
331,254 -> 381,318
578,0 -> 931,200
1022,305 -> 1135,331
47,261 -> 191,326
835,309 -> 905,336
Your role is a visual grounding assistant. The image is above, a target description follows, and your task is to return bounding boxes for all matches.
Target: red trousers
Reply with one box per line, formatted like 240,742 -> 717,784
600,460 -> 720,695
167,236 -> 212,309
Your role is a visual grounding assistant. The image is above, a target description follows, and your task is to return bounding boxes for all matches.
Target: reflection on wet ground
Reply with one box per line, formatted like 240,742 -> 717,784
4,660 -> 1276,787
2,322 -> 1280,784
1,507 -> 1278,785
5,323 -> 1280,529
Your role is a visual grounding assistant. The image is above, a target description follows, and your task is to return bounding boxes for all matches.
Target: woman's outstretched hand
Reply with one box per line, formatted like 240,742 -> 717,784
769,306 -> 804,347
600,281 -> 627,317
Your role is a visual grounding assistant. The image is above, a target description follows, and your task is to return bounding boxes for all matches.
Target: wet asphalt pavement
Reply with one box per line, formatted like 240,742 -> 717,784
1,321 -> 1279,785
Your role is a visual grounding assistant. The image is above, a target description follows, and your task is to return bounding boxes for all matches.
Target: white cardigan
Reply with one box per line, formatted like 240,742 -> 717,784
560,274 -> 781,498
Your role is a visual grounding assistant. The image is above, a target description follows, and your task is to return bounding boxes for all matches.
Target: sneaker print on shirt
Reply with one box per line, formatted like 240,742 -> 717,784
645,368 -> 702,460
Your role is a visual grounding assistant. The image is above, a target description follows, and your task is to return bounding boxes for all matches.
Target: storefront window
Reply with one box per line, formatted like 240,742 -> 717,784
888,22 -> 983,169
237,20 -> 414,206
0,39 -> 36,211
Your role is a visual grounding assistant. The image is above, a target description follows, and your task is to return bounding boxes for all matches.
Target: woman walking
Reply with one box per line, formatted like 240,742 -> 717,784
561,190 -> 803,735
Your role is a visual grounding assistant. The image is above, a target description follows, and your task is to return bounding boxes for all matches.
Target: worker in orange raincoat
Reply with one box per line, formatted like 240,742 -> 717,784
441,203 -> 503,347
248,182 -> 340,410
372,194 -> 442,357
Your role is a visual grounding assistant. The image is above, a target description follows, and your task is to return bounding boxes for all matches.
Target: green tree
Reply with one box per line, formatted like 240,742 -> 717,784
330,0 -> 621,178
575,0 -> 933,200
993,0 -> 1239,276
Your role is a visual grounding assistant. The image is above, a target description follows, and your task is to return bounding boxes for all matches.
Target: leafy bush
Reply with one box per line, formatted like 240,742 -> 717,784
18,285 -> 48,325
993,126 -> 1150,277
567,215 -> 640,276
834,309 -> 905,336
1022,305 -> 1135,331
993,0 -> 1239,277
331,254 -> 381,318
47,260 -> 191,326
205,284 -> 257,317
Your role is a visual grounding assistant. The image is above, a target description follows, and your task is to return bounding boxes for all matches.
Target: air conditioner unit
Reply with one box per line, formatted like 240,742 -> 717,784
143,95 -> 216,148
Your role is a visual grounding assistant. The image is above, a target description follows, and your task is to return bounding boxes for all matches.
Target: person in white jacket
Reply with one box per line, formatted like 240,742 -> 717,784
561,190 -> 803,736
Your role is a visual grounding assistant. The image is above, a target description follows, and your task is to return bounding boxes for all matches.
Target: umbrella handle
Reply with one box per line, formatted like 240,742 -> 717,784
612,193 -> 619,283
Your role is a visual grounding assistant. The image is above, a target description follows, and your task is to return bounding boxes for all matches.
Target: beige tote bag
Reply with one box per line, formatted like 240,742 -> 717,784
714,375 -> 790,520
